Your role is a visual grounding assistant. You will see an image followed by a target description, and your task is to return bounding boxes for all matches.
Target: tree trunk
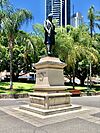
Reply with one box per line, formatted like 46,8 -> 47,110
72,66 -> 75,89
9,36 -> 13,90
90,26 -> 93,38
80,78 -> 85,86
89,62 -> 92,90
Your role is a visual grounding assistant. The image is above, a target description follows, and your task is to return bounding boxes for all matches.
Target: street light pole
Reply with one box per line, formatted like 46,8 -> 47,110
89,62 -> 92,89
86,64 -> 89,95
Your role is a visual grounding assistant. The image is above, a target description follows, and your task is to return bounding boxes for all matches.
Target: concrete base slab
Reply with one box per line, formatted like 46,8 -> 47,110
20,104 -> 81,116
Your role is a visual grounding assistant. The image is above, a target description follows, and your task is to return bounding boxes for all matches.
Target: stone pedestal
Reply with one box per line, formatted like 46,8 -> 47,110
20,56 -> 81,116
30,56 -> 71,109
35,56 -> 66,87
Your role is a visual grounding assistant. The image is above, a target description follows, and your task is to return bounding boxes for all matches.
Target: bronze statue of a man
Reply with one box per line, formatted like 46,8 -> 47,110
44,14 -> 56,55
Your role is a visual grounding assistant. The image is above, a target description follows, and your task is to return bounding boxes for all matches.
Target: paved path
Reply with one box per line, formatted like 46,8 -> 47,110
71,95 -> 100,108
0,96 -> 100,133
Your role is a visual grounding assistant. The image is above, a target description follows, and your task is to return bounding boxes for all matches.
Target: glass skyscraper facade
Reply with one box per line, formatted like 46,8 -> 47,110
45,0 -> 70,27
66,0 -> 70,25
71,12 -> 83,28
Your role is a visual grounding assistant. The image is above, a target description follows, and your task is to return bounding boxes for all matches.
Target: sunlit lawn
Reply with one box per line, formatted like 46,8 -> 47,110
0,82 -> 100,94
67,86 -> 87,89
67,85 -> 100,93
0,82 -> 34,94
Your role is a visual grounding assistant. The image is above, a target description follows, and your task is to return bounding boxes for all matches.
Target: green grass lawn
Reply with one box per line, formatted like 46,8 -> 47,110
66,85 -> 100,93
67,86 -> 87,90
0,82 -> 100,95
0,82 -> 34,94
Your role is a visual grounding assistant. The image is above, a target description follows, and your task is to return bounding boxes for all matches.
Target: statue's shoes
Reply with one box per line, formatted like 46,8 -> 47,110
48,52 -> 51,55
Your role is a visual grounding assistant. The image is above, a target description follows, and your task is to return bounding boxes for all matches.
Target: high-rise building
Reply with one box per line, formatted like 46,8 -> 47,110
45,0 -> 71,27
71,12 -> 83,28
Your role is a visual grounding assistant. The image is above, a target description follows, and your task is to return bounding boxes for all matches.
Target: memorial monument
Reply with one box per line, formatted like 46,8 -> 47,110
20,14 -> 81,116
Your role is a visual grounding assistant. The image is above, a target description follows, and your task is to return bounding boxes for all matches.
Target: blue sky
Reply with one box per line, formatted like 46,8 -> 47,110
10,0 -> 100,33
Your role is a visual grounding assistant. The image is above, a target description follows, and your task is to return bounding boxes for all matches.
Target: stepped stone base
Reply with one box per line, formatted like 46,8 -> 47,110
19,56 -> 81,116
20,104 -> 81,116
29,92 -> 71,109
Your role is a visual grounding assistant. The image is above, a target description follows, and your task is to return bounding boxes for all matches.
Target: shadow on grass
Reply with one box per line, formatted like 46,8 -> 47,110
0,87 -> 6,90
14,86 -> 33,93
0,82 -> 9,86
0,90 -> 6,93
0,87 -> 10,90
0,82 -> 34,95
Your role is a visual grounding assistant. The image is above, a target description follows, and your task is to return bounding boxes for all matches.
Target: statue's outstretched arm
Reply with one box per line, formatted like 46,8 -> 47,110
44,20 -> 52,35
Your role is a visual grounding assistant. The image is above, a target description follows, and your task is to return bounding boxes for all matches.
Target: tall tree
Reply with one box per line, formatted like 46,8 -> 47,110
13,31 -> 36,76
88,5 -> 100,36
55,25 -> 99,86
88,5 -> 100,89
88,5 -> 95,37
1,3 -> 32,90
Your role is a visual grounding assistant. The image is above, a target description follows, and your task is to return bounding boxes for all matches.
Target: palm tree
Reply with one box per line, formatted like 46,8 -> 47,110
88,5 -> 100,90
11,30 -> 36,80
88,5 -> 100,36
16,31 -> 36,70
88,5 -> 95,37
95,11 -> 100,30
2,5 -> 32,90
0,0 -> 9,26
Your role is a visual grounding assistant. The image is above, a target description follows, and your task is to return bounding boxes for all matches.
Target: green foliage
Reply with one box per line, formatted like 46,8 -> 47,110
56,25 -> 99,68
0,39 -> 8,71
0,1 -> 100,88
13,31 -> 36,73
55,24 -> 99,86
32,24 -> 46,58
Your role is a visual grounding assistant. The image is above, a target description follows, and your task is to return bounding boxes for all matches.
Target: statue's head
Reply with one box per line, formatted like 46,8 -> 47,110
48,13 -> 53,21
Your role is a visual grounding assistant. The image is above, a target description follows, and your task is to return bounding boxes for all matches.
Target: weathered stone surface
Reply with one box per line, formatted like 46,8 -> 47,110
34,56 -> 66,87
29,92 -> 71,109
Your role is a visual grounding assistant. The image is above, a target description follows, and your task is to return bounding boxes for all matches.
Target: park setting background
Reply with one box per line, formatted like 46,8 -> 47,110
0,0 -> 100,97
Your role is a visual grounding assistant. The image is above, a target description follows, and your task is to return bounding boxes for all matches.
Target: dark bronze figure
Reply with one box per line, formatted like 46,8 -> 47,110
44,14 -> 56,55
